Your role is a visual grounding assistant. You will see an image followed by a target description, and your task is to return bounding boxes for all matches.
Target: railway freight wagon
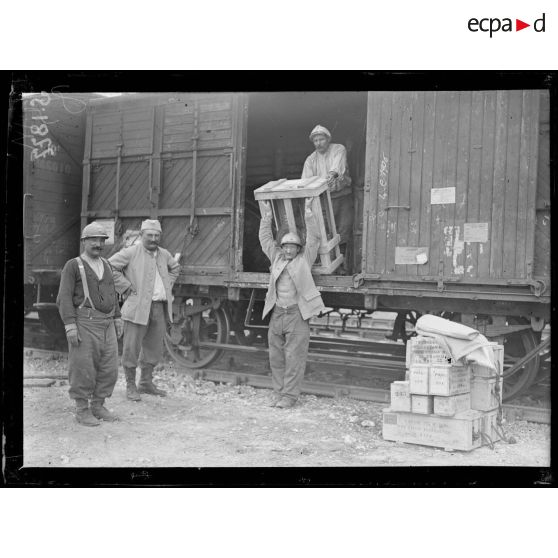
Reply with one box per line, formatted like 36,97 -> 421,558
77,91 -> 550,400
23,92 -> 93,336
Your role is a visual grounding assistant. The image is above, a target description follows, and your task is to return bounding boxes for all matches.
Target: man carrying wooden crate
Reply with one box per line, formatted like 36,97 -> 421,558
301,125 -> 353,273
259,199 -> 325,408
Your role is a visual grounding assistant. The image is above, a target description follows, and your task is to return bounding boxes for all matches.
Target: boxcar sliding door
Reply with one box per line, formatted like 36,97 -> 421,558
362,90 -> 543,299
83,93 -> 247,275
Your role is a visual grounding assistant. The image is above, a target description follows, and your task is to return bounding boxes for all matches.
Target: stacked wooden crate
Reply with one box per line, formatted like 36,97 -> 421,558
383,337 -> 504,451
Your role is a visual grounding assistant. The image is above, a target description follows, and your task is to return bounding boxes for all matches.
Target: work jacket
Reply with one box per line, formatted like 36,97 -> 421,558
301,143 -> 352,199
109,243 -> 180,325
259,210 -> 325,321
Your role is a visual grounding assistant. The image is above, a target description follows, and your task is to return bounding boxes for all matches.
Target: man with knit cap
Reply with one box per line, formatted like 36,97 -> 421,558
302,125 -> 353,273
57,221 -> 123,426
109,219 -> 180,400
259,198 -> 325,408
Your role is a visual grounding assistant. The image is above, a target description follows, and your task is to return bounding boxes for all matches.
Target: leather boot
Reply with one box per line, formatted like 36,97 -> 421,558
75,399 -> 100,427
124,367 -> 141,401
138,365 -> 167,397
91,399 -> 118,421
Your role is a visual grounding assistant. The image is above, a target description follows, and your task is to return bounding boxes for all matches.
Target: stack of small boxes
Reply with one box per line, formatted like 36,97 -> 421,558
383,336 -> 504,451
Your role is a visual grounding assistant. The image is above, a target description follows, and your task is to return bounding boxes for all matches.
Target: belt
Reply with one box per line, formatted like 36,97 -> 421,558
151,300 -> 166,304
76,306 -> 114,319
273,303 -> 299,314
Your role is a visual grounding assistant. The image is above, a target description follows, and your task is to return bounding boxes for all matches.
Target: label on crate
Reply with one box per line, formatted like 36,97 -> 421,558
407,336 -> 452,366
390,381 -> 412,412
409,365 -> 429,395
382,409 -> 485,451
429,365 -> 471,396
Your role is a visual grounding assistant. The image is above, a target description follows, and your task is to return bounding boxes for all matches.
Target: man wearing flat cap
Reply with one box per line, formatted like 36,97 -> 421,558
109,219 -> 180,400
302,125 -> 353,273
56,221 -> 123,426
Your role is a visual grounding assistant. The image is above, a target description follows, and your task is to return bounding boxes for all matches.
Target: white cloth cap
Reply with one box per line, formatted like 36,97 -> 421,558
309,125 -> 331,141
141,219 -> 162,233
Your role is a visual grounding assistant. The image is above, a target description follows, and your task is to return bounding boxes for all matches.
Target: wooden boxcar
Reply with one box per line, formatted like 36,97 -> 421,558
23,92 -> 91,335
72,91 -> 550,399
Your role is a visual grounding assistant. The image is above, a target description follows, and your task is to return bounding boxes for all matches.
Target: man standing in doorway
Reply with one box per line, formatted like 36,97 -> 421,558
57,222 -> 123,426
109,219 -> 180,401
259,198 -> 326,409
301,124 -> 353,273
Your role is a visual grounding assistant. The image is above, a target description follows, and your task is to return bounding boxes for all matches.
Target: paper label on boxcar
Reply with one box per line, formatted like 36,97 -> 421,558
464,222 -> 489,243
430,187 -> 456,205
395,247 -> 429,265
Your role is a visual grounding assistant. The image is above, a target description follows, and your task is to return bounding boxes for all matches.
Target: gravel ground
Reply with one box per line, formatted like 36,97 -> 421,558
22,353 -> 551,469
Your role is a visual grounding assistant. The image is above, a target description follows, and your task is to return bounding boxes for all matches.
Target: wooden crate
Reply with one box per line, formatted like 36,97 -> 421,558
472,343 -> 504,378
471,377 -> 501,411
411,395 -> 434,415
429,365 -> 471,396
406,336 -> 454,368
409,365 -> 429,395
382,409 -> 500,451
254,176 -> 343,274
433,393 -> 471,417
390,381 -> 411,412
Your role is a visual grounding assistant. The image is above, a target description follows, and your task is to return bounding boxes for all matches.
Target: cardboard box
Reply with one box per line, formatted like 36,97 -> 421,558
433,393 -> 471,416
409,365 -> 430,394
382,408 -> 500,451
406,336 -> 453,367
411,394 -> 434,414
429,365 -> 471,396
390,381 -> 411,412
471,377 -> 501,411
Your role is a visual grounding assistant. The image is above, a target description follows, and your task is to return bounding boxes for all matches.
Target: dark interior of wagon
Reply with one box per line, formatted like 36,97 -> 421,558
242,91 -> 368,272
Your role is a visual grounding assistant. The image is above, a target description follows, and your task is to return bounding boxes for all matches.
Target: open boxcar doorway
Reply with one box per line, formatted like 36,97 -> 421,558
242,91 -> 368,273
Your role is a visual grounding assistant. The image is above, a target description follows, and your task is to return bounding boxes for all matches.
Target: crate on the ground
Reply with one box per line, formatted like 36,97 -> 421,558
429,364 -> 471,396
433,393 -> 471,417
405,335 -> 454,368
409,365 -> 430,395
471,377 -> 501,411
254,176 -> 343,274
390,380 -> 411,412
382,408 -> 500,451
411,394 -> 434,415
471,343 -> 504,377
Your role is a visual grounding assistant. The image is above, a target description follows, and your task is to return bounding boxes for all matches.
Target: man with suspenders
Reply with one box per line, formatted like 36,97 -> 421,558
56,222 -> 124,426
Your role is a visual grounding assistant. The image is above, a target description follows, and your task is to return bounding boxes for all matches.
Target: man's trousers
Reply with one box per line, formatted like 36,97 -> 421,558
68,307 -> 118,402
122,301 -> 168,369
267,304 -> 310,401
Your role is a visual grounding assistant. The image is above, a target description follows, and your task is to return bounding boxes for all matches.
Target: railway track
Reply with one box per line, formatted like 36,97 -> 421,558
23,340 -> 551,424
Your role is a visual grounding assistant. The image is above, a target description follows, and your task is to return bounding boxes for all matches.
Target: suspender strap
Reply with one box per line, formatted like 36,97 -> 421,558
75,257 -> 97,310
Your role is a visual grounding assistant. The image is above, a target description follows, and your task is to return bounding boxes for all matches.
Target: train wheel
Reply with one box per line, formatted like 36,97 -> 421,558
501,317 -> 540,402
164,304 -> 229,369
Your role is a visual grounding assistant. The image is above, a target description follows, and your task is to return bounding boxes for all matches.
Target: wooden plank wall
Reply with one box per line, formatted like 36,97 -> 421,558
86,94 -> 241,273
363,90 -> 546,285
23,95 -> 85,279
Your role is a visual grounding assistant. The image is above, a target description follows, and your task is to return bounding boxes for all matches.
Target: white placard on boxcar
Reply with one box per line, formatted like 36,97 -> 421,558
464,222 -> 489,243
395,247 -> 429,265
430,187 -> 456,205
